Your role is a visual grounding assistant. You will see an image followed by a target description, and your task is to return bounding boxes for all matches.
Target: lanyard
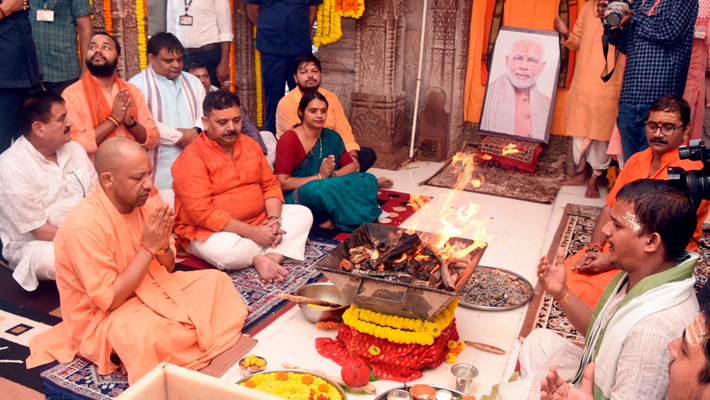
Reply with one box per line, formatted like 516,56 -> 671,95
642,0 -> 662,16
183,0 -> 192,15
42,0 -> 60,10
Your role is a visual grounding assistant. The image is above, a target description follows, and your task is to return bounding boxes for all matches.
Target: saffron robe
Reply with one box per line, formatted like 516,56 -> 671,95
26,185 -> 247,384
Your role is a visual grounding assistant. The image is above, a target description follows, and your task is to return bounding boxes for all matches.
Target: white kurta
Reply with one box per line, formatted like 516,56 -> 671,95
0,137 -> 98,290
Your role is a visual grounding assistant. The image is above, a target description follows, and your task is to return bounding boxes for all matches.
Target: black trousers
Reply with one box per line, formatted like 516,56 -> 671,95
184,46 -> 222,88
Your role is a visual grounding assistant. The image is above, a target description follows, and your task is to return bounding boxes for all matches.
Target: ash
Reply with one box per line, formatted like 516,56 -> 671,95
460,267 -> 532,307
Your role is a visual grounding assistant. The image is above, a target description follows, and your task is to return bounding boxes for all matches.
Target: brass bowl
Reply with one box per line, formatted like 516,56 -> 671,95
294,282 -> 349,323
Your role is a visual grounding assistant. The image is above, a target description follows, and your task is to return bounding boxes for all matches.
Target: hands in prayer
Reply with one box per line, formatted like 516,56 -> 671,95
572,251 -> 613,274
251,219 -> 287,248
540,364 -> 595,400
142,204 -> 174,253
111,89 -> 134,126
537,248 -> 568,300
319,155 -> 336,179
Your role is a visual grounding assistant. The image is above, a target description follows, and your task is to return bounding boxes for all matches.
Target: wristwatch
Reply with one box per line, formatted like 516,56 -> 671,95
126,117 -> 138,129
194,126 -> 203,134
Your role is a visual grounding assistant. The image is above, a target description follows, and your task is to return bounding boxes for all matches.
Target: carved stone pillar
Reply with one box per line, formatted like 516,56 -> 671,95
350,0 -> 409,169
422,0 -> 471,158
232,0 -> 258,122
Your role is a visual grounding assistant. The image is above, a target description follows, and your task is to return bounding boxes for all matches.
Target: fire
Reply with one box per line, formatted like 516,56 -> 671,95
371,251 -> 379,259
394,253 -> 408,264
406,151 -> 490,261
502,143 -> 519,156
408,194 -> 428,211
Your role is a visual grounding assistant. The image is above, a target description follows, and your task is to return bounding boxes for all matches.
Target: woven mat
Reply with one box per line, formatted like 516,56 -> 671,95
420,143 -> 566,204
376,189 -> 432,226
519,204 -> 710,345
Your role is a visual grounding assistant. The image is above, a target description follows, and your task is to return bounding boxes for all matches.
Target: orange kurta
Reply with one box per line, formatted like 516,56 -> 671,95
62,76 -> 160,160
566,147 -> 710,307
562,0 -> 624,141
171,133 -> 284,247
275,87 -> 360,153
26,185 -> 246,384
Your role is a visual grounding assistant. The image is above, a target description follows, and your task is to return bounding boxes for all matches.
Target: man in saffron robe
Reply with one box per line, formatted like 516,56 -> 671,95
480,37 -> 551,141
26,137 -> 248,384
499,179 -> 699,400
565,95 -> 709,308
62,32 -> 159,160
172,90 -> 313,283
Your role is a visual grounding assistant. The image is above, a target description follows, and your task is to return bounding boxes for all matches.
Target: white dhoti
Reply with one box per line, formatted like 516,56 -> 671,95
497,329 -> 582,400
186,204 -> 313,270
9,240 -> 57,291
572,136 -> 611,173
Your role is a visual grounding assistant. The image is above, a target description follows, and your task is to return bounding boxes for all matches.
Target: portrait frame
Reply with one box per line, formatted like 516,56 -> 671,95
478,27 -> 561,144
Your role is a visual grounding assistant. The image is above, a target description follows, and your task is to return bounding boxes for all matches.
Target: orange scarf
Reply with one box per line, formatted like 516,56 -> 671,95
81,72 -> 137,131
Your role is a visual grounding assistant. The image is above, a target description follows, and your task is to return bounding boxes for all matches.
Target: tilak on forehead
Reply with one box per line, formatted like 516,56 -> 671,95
688,314 -> 709,347
623,211 -> 643,234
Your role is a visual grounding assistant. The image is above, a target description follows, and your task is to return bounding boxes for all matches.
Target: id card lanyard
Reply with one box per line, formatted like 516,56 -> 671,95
179,0 -> 193,25
37,0 -> 59,22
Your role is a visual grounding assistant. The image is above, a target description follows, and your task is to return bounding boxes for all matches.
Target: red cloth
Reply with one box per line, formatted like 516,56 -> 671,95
479,136 -> 544,174
274,130 -> 353,176
316,319 -> 459,382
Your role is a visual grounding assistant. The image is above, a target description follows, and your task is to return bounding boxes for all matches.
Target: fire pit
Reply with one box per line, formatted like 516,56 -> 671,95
315,224 -> 487,321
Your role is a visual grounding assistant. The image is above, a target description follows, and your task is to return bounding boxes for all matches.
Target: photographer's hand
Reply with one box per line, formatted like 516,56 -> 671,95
611,8 -> 632,30
596,0 -> 609,19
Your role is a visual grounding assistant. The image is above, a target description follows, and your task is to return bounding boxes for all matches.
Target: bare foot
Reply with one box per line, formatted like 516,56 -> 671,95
559,172 -> 587,186
377,177 -> 394,189
318,220 -> 335,229
584,176 -> 600,199
253,255 -> 289,283
247,305 -> 254,314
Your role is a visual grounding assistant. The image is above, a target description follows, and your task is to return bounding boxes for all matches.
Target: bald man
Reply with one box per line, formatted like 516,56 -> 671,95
27,137 -> 249,384
480,38 -> 551,140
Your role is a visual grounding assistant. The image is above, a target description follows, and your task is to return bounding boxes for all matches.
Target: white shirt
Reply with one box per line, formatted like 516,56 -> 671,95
166,0 -> 234,48
0,137 -> 98,289
129,70 -> 206,190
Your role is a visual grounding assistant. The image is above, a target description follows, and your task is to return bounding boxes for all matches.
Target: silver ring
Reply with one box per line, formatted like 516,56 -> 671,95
122,107 -> 126,110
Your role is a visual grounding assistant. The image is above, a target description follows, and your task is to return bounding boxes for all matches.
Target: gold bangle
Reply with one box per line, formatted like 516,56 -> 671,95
107,116 -> 119,127
317,173 -> 322,179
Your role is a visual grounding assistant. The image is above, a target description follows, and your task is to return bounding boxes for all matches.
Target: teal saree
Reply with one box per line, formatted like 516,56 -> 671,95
284,128 -> 381,232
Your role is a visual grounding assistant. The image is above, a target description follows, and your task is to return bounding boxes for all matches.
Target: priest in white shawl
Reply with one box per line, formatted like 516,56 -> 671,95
498,179 -> 700,400
129,32 -> 205,207
481,38 -> 551,140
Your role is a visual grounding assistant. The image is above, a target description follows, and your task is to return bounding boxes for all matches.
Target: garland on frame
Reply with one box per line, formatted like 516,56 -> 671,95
103,0 -> 112,33
314,0 -> 364,47
254,27 -> 264,126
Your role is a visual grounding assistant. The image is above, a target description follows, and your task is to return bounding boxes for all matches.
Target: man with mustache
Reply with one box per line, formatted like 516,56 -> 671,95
26,137 -> 248,384
499,179 -> 700,400
172,90 -> 313,283
562,95 -> 709,308
0,91 -> 97,291
275,54 -> 378,172
129,32 -> 205,207
61,32 -> 159,161
481,37 -> 551,140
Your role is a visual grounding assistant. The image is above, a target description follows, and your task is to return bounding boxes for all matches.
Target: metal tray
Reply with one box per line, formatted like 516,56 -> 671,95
236,368 -> 348,400
315,223 -> 487,321
457,266 -> 534,311
375,384 -> 466,400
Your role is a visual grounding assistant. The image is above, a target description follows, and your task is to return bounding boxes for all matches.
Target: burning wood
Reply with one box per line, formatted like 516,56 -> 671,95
338,231 -> 473,291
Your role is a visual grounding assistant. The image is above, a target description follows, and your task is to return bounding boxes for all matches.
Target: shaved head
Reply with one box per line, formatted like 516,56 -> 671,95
95,137 -> 155,213
95,137 -> 149,175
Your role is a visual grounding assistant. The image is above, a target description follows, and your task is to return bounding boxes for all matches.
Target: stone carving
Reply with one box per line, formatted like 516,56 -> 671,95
232,0 -> 257,123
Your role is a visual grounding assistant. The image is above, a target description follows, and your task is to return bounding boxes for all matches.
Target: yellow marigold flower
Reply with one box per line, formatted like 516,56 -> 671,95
447,340 -> 458,350
446,353 -> 457,363
369,345 -> 381,356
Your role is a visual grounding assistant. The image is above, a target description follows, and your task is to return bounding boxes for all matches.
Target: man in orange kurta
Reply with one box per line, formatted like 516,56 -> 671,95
26,137 -> 247,384
172,90 -> 312,283
62,33 -> 159,160
275,54 -> 377,172
565,95 -> 709,307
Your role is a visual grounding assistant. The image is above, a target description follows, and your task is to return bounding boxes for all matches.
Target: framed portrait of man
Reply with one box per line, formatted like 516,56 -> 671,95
479,27 -> 561,144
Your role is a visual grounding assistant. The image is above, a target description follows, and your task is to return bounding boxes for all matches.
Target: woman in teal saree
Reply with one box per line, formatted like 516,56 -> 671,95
274,91 -> 391,231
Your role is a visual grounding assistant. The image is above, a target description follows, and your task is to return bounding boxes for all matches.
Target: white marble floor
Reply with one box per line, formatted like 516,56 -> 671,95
221,161 -> 609,399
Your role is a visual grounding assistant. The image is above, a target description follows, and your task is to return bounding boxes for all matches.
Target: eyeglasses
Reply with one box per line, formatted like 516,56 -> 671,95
644,121 -> 684,136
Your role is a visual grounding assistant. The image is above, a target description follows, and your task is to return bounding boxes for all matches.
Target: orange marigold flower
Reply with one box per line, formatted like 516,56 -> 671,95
318,383 -> 330,393
275,371 -> 289,381
316,321 -> 340,330
302,375 -> 314,385
244,380 -> 256,388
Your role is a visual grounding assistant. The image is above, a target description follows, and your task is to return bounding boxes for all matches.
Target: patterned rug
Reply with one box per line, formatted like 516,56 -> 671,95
421,143 -> 566,204
519,204 -> 710,345
39,239 -> 337,400
376,189 -> 432,226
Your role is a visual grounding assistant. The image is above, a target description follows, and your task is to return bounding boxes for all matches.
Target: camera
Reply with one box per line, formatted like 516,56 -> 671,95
603,0 -> 630,27
668,139 -> 710,207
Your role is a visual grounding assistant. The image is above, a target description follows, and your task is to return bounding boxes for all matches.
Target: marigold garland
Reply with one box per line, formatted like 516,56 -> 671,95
228,0 -> 236,92
342,298 -> 458,346
313,0 -> 342,47
254,27 -> 264,127
103,0 -> 112,33
135,0 -> 147,70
